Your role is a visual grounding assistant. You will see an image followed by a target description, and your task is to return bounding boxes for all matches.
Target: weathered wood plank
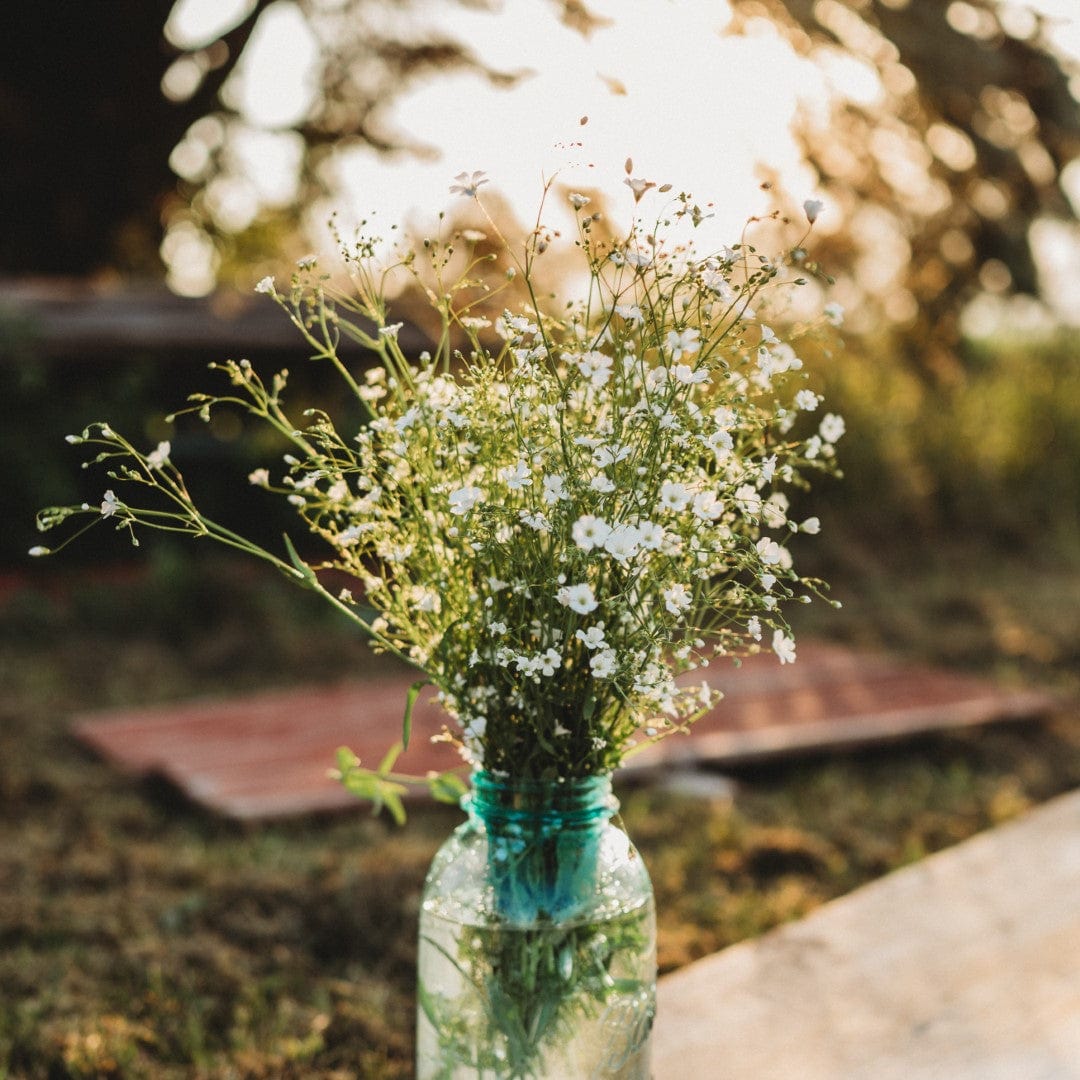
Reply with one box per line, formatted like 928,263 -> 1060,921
72,643 -> 1057,821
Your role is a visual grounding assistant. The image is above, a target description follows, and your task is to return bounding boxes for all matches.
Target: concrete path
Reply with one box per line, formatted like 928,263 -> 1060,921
653,787 -> 1080,1080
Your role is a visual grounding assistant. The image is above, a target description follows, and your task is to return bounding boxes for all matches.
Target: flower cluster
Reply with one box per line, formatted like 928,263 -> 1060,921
35,169 -> 842,792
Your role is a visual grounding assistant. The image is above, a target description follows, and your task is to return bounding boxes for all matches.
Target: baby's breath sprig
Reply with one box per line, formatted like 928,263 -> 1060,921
35,170 -> 842,806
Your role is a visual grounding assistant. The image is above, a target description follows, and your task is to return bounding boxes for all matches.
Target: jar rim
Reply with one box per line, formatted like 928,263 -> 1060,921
467,770 -> 617,828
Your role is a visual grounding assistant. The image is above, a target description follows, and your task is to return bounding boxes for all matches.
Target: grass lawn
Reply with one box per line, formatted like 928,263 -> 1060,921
2,538 -> 1079,1078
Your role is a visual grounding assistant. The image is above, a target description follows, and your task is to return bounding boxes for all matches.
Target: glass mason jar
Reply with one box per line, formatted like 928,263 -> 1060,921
417,771 -> 656,1079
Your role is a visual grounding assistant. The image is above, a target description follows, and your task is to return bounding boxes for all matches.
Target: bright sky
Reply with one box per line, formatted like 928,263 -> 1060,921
325,0 -> 823,243
163,0 -> 1080,327
163,0 -> 835,292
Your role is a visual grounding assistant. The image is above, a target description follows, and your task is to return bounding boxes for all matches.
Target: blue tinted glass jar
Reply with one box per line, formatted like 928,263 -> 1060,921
417,772 -> 656,1079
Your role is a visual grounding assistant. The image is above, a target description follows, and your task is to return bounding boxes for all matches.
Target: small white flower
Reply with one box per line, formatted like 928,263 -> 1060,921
335,525 -> 364,547
756,537 -> 783,565
575,625 -> 607,650
100,490 -> 121,518
296,254 -> 318,270
672,363 -> 709,385
624,176 -> 655,201
558,582 -> 599,615
576,350 -> 614,387
379,322 -> 404,339
665,328 -> 701,361
824,302 -> 845,327
800,516 -> 822,534
254,275 -> 276,295
460,229 -> 487,243
464,716 -> 487,741
735,485 -> 762,516
146,441 -> 171,470
636,520 -> 665,550
646,365 -> 668,390
590,474 -> 616,494
489,621 -> 508,635
692,491 -> 724,521
539,648 -> 562,676
415,588 -> 441,613
614,303 -> 643,323
501,460 -> 531,489
762,492 -> 789,528
795,389 -> 821,411
707,429 -> 734,459
519,510 -> 552,532
248,468 -> 270,487
773,629 -> 797,664
803,198 -> 824,224
448,485 -> 485,515
542,474 -> 568,504
449,170 -> 489,197
572,515 -> 611,551
28,546 -> 49,557
501,313 -> 538,338
592,444 -> 631,468
819,413 -> 846,443
589,649 -> 618,678
658,481 -> 691,512
603,523 -> 642,563
747,616 -> 762,641
701,268 -> 734,300
663,583 -> 692,615
568,192 -> 591,209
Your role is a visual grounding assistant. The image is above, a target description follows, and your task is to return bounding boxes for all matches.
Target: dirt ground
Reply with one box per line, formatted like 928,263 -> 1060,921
3,545 -> 1079,1078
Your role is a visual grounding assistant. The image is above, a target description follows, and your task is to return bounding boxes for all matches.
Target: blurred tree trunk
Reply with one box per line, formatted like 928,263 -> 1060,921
0,2 -> 272,276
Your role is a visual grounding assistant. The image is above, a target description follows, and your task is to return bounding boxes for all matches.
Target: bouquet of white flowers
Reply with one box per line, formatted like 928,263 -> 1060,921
35,165 -> 842,808
37,163 -> 844,1078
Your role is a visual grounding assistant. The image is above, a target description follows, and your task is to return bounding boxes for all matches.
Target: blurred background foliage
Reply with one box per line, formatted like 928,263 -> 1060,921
4,1 -> 1079,332
2,0 -> 1079,566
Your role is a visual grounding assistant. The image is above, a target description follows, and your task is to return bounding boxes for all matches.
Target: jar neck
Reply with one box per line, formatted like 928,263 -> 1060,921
467,771 -> 617,833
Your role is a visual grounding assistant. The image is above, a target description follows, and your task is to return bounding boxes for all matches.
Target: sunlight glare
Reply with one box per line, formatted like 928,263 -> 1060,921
223,1 -> 320,129
320,0 -> 825,260
166,0 -> 257,50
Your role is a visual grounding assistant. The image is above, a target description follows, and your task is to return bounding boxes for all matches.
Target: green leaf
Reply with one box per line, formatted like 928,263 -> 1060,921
281,532 -> 317,586
333,746 -> 360,775
427,771 -> 469,805
402,679 -> 429,751
377,741 -> 402,777
331,746 -> 408,825
381,787 -> 407,826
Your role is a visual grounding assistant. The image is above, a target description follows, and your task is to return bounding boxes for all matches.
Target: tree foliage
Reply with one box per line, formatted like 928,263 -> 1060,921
731,0 -> 1080,374
3,0 -> 1078,371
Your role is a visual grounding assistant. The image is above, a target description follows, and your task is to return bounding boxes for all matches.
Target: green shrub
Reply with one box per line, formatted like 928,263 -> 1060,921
804,331 -> 1080,553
